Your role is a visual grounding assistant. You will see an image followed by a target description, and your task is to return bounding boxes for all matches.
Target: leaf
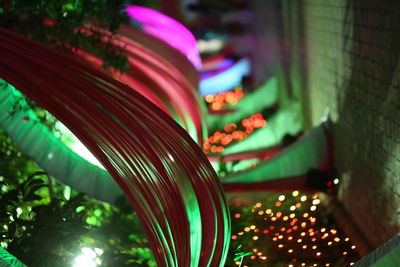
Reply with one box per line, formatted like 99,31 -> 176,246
242,252 -> 253,257
234,255 -> 242,261
22,177 -> 46,197
235,244 -> 242,251
25,184 -> 47,199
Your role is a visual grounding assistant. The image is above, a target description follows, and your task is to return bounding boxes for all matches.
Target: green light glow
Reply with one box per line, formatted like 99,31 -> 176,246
56,121 -> 105,169
0,247 -> 26,267
371,246 -> 400,267
220,102 -> 302,155
0,80 -> 121,203
221,122 -> 328,183
211,158 -> 262,174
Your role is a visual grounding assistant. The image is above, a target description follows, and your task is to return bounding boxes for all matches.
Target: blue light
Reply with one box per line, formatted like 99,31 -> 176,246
199,58 -> 250,95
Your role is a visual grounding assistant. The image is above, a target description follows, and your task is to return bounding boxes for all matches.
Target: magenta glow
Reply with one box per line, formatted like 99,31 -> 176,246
125,5 -> 202,70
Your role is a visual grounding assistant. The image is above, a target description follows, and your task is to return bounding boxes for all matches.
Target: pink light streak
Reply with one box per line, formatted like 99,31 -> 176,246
126,5 -> 202,70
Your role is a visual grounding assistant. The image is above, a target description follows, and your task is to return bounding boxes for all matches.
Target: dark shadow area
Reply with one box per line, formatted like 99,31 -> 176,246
265,0 -> 304,100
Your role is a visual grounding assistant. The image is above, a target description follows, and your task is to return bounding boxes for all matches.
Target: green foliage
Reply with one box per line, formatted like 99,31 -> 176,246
0,130 -> 42,185
0,128 -> 155,266
0,0 -> 132,72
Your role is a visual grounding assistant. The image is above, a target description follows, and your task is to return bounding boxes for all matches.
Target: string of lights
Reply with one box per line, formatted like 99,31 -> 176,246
228,191 -> 360,266
205,87 -> 244,111
204,113 -> 267,154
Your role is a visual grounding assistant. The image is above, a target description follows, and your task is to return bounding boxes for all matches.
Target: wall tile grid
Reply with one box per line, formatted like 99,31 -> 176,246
302,0 -> 400,248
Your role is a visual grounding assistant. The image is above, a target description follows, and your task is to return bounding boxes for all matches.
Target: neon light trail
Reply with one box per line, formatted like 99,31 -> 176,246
125,5 -> 202,70
200,58 -> 251,95
75,25 -> 205,144
200,58 -> 235,79
1,2 -> 381,266
0,29 -> 230,267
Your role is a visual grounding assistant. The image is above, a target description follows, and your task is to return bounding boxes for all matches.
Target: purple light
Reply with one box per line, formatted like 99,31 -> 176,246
200,58 -> 235,79
126,5 -> 202,70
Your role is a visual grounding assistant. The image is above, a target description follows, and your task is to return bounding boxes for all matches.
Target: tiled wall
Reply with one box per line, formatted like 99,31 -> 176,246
301,0 -> 400,248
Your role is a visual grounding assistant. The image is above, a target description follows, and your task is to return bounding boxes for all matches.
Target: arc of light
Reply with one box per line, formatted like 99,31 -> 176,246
118,25 -> 199,89
0,77 -> 286,202
0,79 -> 280,201
0,29 -> 230,267
125,5 -> 202,70
221,123 -> 329,185
76,26 -> 205,144
1,81 -> 325,202
199,58 -> 250,95
200,58 -> 235,79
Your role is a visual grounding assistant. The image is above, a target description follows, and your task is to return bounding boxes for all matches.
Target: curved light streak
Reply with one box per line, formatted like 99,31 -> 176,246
0,29 -> 230,267
221,123 -> 329,184
0,77 -> 292,203
199,58 -> 250,96
201,46 -> 235,72
77,26 -> 205,144
118,25 -> 199,89
125,5 -> 202,70
1,80 -> 325,202
200,58 -> 235,79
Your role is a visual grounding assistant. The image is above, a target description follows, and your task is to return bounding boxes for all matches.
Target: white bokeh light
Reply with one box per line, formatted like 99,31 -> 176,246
56,122 -> 105,169
73,248 -> 102,267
